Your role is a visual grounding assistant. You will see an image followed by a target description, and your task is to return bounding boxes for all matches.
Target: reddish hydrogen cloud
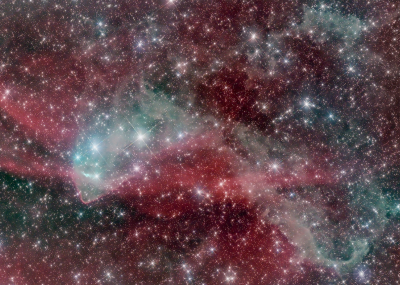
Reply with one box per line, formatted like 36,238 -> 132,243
0,0 -> 399,283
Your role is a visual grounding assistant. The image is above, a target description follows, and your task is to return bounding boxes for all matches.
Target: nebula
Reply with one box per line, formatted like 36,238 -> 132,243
0,0 -> 400,284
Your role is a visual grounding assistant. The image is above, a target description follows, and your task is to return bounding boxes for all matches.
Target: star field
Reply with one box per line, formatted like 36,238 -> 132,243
0,0 -> 400,284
